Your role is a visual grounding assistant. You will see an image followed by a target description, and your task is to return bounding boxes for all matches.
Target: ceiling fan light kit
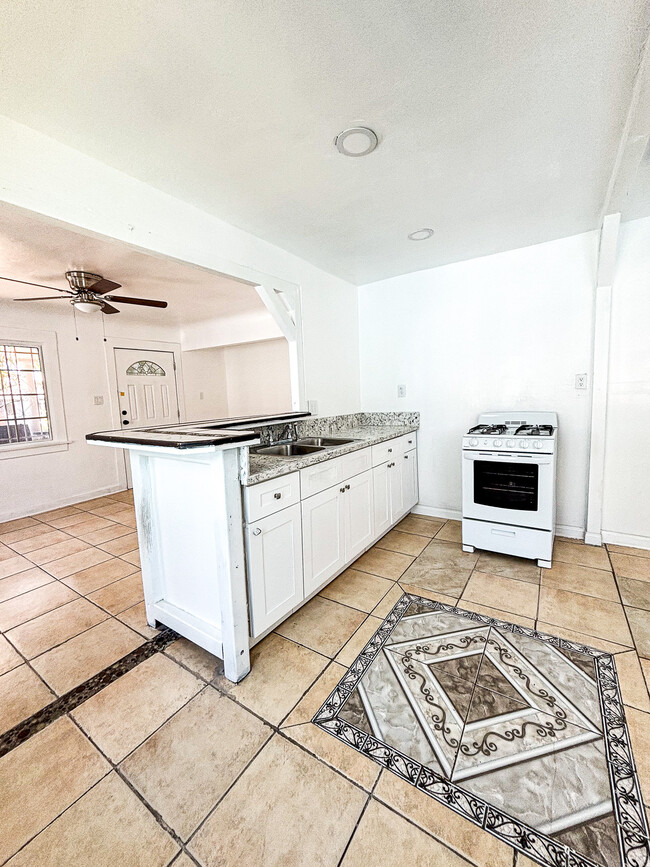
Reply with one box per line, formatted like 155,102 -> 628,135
1,270 -> 168,315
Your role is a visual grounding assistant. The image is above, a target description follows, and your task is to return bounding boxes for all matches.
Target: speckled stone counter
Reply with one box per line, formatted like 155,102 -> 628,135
241,412 -> 419,485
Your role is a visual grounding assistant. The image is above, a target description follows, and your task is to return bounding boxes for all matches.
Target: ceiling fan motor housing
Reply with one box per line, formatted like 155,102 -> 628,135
65,271 -> 103,291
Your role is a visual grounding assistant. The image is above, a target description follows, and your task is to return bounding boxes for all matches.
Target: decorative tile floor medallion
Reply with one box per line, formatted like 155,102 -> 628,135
313,595 -> 650,867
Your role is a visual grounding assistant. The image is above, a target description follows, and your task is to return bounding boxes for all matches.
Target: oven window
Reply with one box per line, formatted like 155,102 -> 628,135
474,460 -> 538,511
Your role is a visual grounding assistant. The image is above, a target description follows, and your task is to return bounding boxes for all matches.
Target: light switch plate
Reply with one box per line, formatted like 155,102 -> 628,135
397,384 -> 407,398
93,395 -> 104,406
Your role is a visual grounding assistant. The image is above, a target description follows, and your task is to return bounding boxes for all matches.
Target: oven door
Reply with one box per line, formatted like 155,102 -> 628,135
462,451 -> 554,530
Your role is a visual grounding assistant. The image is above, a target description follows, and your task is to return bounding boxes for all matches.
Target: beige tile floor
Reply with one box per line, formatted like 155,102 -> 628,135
0,495 -> 649,865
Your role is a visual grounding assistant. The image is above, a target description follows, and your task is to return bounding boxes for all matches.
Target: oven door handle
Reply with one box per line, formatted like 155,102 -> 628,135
462,452 -> 552,465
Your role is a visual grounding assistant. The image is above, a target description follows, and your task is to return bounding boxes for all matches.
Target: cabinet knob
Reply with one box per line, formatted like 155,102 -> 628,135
273,492 -> 282,499
404,454 -> 409,459
252,528 -> 261,536
340,487 -> 345,493
345,484 -> 350,490
388,448 -> 393,453
408,439 -> 413,444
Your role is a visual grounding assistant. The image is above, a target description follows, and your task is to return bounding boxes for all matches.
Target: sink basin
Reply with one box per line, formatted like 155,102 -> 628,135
297,437 -> 357,447
252,444 -> 326,457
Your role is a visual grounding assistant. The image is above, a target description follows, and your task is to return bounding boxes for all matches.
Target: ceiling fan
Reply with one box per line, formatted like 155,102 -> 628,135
0,270 -> 168,314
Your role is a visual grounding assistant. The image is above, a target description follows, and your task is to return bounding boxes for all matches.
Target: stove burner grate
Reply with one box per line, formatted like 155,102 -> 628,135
515,424 -> 554,437
468,424 -> 507,436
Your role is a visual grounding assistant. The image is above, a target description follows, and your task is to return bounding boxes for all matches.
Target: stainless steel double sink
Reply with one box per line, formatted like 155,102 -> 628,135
252,436 -> 357,458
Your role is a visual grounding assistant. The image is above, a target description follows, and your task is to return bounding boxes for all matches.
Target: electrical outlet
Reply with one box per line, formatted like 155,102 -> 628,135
575,374 -> 588,390
397,384 -> 406,399
93,395 -> 104,406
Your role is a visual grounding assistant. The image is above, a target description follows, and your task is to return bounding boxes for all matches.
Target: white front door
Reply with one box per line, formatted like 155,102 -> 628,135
114,348 -> 180,484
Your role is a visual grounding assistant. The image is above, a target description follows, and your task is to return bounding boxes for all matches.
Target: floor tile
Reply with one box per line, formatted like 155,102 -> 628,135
371,583 -> 407,618
542,561 -> 620,601
0,516 -> 40,535
46,510 -> 98,529
608,544 -> 650,560
121,688 -> 271,840
62,556 -> 138,595
0,663 -> 54,733
342,798 -> 471,866
43,546 -> 113,579
399,540 -> 477,596
396,514 -> 445,537
0,553 -> 33,580
375,528 -> 430,556
76,523 -> 134,545
319,568 -> 393,612
0,716 -> 109,863
73,653 -> 202,762
6,597 -> 109,659
0,565 -> 54,603
435,519 -> 462,542
10,529 -> 72,554
615,651 -> 650,712
97,531 -> 139,555
373,771 -> 513,867
6,772 -> 179,867
457,599 -> 535,628
120,548 -> 141,568
188,735 -> 366,867
32,617 -> 143,694
351,547 -> 414,580
72,496 -> 120,510
553,539 -> 612,571
535,621 -> 631,654
214,632 -> 328,726
26,536 -> 90,565
626,706 -> 650,805
282,661 -> 348,727
475,550 -> 541,584
0,541 -> 16,561
285,720 -> 381,790
117,601 -> 160,639
35,506 -> 84,522
63,516 -> 120,537
626,606 -> 650,658
86,502 -> 133,519
275,596 -> 365,657
89,571 -> 144,614
538,586 -> 633,645
0,634 -> 22,675
0,522 -> 54,546
335,614 -> 384,666
398,582 -> 460,606
165,636 -> 220,680
0,581 -> 77,631
617,575 -> 650,610
611,552 -> 650,582
462,571 -> 538,618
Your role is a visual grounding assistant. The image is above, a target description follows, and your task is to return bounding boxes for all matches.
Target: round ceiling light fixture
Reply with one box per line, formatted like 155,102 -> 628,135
334,127 -> 379,157
72,295 -> 103,314
408,228 -> 435,241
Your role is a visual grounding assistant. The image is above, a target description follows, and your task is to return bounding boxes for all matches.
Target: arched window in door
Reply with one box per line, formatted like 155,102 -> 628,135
125,360 -> 166,376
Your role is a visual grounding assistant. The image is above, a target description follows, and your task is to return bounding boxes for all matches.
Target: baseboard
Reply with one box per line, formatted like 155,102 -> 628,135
584,531 -> 603,546
0,484 -> 128,524
601,529 -> 650,551
411,504 -> 462,521
557,524 -> 585,541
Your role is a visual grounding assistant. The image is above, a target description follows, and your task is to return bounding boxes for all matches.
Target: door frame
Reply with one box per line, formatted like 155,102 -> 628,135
104,336 -> 185,488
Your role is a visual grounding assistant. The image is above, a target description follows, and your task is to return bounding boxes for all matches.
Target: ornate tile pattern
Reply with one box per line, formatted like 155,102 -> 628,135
313,594 -> 650,867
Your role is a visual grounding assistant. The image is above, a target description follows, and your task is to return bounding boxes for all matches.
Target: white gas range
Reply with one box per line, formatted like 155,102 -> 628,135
461,411 -> 558,568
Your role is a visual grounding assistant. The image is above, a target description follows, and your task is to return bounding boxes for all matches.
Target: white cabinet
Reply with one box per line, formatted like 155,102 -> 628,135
246,503 -> 303,638
402,448 -> 418,512
302,484 -> 345,596
372,461 -> 392,537
343,469 -> 375,562
373,444 -> 418,531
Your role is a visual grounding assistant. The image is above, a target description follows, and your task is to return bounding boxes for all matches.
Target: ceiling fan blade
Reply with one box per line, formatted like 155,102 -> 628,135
12,296 -> 71,301
90,278 -> 122,295
1,275 -> 71,293
100,302 -> 120,314
106,295 -> 168,308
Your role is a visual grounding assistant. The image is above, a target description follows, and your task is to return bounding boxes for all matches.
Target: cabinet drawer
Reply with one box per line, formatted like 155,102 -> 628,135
371,437 -> 400,467
244,472 -> 300,522
339,446 -> 371,480
399,431 -> 417,452
300,457 -> 342,498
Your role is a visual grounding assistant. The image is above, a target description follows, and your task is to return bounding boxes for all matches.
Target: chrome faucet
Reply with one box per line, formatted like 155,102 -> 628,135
279,422 -> 298,443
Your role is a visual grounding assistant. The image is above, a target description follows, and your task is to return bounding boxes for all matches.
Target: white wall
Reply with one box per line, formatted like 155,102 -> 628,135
0,116 -> 361,418
180,309 -> 283,352
0,300 -> 182,520
602,217 -> 650,546
359,232 -> 598,535
182,338 -> 292,421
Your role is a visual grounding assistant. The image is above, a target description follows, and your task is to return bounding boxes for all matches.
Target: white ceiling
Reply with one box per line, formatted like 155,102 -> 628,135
1,0 -> 649,284
0,204 -> 265,324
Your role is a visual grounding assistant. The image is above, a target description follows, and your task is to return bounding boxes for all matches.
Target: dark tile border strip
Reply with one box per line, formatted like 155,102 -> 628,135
0,626 -> 179,759
312,594 -> 650,867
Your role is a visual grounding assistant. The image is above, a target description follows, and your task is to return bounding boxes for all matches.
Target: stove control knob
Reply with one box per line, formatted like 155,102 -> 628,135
506,439 -> 515,448
520,440 -> 530,449
533,440 -> 542,449
469,438 -> 478,447
494,439 -> 502,447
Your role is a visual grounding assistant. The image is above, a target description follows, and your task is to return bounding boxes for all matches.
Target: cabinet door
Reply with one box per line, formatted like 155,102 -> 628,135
302,485 -> 345,596
389,456 -> 406,521
343,469 -> 374,563
402,448 -> 418,512
246,503 -> 303,638
372,462 -> 392,537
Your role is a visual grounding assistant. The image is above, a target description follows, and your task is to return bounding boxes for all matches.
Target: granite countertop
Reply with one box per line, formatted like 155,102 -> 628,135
242,423 -> 419,486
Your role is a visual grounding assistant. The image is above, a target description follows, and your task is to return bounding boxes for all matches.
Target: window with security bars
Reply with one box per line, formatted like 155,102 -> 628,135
0,344 -> 52,445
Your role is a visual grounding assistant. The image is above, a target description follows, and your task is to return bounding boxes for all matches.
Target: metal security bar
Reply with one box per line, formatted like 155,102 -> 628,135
0,344 -> 51,444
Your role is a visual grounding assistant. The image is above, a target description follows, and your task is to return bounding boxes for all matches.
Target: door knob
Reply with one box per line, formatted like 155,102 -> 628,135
122,420 -> 130,425
252,528 -> 261,536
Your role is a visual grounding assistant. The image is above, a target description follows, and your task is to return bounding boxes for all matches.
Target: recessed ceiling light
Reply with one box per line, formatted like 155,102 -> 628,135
334,127 -> 379,157
408,228 -> 434,241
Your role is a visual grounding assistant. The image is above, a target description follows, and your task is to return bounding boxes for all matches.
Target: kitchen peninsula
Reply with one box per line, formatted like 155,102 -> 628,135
87,411 -> 419,682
